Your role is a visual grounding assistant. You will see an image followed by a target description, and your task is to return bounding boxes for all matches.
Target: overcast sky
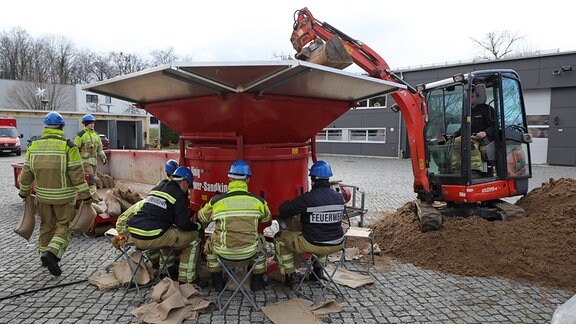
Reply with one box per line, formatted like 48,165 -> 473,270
1,0 -> 574,72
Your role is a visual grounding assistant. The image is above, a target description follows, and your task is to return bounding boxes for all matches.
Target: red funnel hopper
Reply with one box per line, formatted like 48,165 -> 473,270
84,61 -> 405,218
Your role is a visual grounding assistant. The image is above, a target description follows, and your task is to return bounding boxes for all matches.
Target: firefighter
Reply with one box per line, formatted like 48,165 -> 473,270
74,114 -> 107,201
274,160 -> 345,288
198,160 -> 271,292
113,159 -> 181,268
116,159 -> 180,237
126,166 -> 206,287
18,112 -> 92,276
161,159 -> 179,183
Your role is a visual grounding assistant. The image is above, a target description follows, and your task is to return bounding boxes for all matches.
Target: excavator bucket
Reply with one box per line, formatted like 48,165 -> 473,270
296,37 -> 352,70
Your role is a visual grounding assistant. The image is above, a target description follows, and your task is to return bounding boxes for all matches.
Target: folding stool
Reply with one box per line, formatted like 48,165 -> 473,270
216,255 -> 258,312
104,229 -> 174,299
293,251 -> 344,302
341,226 -> 375,275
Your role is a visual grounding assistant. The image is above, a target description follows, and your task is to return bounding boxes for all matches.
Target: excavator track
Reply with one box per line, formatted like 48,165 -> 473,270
490,199 -> 526,221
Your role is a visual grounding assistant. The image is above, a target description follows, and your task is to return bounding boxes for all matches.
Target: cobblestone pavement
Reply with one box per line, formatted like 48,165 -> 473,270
0,153 -> 574,323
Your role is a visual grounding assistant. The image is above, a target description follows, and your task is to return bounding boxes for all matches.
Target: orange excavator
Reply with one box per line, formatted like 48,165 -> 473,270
291,7 -> 533,231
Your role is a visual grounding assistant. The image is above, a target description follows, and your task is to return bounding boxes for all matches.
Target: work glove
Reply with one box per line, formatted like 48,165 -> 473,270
111,233 -> 128,249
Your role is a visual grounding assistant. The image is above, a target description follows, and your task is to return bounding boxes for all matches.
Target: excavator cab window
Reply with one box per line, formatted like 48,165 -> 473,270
425,71 -> 531,192
499,76 -> 532,180
424,83 -> 465,178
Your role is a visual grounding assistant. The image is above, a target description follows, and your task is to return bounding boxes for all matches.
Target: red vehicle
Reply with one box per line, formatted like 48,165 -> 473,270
99,134 -> 110,149
0,118 -> 23,156
291,8 -> 532,230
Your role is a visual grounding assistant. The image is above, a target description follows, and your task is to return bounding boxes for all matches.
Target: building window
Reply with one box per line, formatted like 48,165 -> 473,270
150,117 -> 159,125
528,127 -> 548,138
86,94 -> 98,103
327,129 -> 342,140
526,115 -> 549,125
316,129 -> 343,141
350,130 -> 368,141
104,96 -> 112,104
356,95 -> 387,109
350,129 -> 386,142
367,129 -> 386,142
317,128 -> 386,143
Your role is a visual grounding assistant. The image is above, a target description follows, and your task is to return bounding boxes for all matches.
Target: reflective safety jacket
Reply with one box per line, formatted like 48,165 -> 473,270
127,180 -> 201,240
278,179 -> 345,246
198,180 -> 271,261
19,128 -> 90,204
74,127 -> 106,166
116,199 -> 145,234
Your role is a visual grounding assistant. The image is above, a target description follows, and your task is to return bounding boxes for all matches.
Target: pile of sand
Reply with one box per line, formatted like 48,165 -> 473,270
369,177 -> 576,292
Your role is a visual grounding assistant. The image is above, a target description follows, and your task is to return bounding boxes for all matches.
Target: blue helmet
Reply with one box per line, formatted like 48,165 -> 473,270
82,114 -> 96,124
228,160 -> 251,179
44,112 -> 65,127
309,160 -> 333,179
165,159 -> 179,175
172,166 -> 193,184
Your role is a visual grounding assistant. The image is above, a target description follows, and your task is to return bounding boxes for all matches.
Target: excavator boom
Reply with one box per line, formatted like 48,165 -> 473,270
292,7 -> 432,202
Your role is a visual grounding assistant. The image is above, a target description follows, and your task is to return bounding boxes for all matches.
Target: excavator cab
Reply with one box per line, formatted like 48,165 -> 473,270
423,70 -> 532,215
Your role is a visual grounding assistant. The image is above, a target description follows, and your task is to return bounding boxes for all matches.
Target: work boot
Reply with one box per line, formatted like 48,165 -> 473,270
41,251 -> 62,276
211,271 -> 225,292
162,265 -> 179,279
309,267 -> 325,282
250,273 -> 265,292
190,277 -> 209,288
284,273 -> 301,289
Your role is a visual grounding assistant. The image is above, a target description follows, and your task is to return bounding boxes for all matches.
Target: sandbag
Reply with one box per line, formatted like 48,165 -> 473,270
94,175 -> 104,189
115,195 -> 134,213
71,201 -> 97,233
113,251 -> 151,285
102,174 -> 115,188
113,186 -> 142,204
14,195 -> 37,241
92,202 -> 105,214
105,191 -> 122,217
99,172 -> 111,188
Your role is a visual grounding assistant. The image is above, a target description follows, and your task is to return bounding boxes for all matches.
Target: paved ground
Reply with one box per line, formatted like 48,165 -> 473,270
0,153 -> 574,323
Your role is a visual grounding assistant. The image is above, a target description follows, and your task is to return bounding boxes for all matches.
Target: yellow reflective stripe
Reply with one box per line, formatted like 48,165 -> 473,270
212,210 -> 262,220
35,188 -> 77,201
128,227 -> 163,237
116,200 -> 144,233
75,182 -> 90,192
149,190 -> 176,204
198,204 -> 213,223
214,244 -> 258,260
68,160 -> 83,167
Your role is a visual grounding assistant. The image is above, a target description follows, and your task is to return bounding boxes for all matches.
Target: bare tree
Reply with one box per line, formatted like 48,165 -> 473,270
44,36 -> 78,84
272,51 -> 293,60
471,31 -> 523,60
123,103 -> 145,114
91,53 -> 116,82
109,51 -> 149,76
5,81 -> 73,110
150,47 -> 178,66
0,27 -> 33,81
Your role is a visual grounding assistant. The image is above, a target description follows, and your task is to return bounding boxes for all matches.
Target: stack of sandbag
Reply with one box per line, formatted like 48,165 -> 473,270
95,172 -> 115,189
104,185 -> 144,217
